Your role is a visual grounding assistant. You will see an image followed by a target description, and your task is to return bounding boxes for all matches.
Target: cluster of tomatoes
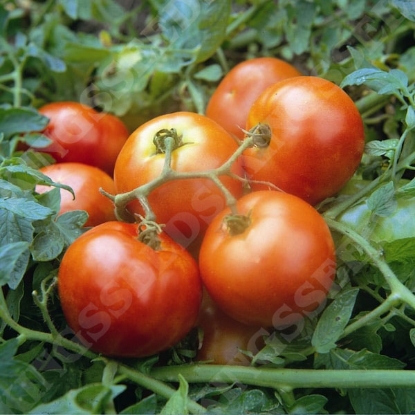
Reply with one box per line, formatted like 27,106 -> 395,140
29,57 -> 365,364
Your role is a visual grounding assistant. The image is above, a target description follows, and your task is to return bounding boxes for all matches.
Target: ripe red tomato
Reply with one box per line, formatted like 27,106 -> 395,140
196,292 -> 266,366
58,221 -> 202,358
32,102 -> 129,175
206,57 -> 302,139
199,190 -> 336,328
243,76 -> 365,206
36,162 -> 116,227
113,111 -> 244,251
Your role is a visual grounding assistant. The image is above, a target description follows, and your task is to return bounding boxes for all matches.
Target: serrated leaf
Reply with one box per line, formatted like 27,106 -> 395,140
56,210 -> 89,243
340,68 -> 408,95
0,108 -> 49,136
1,164 -> 74,195
0,198 -> 52,220
349,388 -> 402,415
380,238 -> 415,263
31,223 -> 65,262
158,0 -> 231,64
367,181 -> 397,217
0,241 -> 29,287
286,1 -> 315,55
364,139 -> 399,159
312,287 -> 359,353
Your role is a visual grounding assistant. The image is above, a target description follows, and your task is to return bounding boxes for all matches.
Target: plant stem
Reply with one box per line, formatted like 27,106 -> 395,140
151,365 -> 415,390
340,294 -> 399,339
113,135 -> 254,221
116,363 -> 207,414
325,218 -> 415,312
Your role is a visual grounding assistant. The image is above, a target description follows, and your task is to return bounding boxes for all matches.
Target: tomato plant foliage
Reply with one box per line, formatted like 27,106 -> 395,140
2,1 -> 415,414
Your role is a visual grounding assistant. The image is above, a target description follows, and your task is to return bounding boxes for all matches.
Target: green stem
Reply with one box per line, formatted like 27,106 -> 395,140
113,134 -> 254,221
116,363 -> 207,414
340,294 -> 399,339
326,218 -> 415,311
151,365 -> 415,390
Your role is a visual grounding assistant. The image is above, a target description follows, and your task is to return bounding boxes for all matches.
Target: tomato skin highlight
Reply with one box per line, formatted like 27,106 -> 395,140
34,102 -> 129,175
206,57 -> 302,139
57,221 -> 203,358
113,111 -> 244,251
243,76 -> 365,206
36,162 -> 116,227
199,190 -> 336,328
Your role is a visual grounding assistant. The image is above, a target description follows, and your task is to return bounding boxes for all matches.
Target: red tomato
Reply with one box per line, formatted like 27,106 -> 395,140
196,292 -> 266,366
199,190 -> 336,328
113,111 -> 244,252
243,76 -> 365,206
33,102 -> 129,175
206,57 -> 302,139
36,162 -> 116,227
57,221 -> 202,358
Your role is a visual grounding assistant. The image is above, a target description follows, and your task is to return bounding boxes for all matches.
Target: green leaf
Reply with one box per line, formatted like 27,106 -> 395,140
410,328 -> 415,347
32,211 -> 87,261
120,394 -> 157,415
316,348 -> 406,370
160,374 -> 189,415
1,163 -> 74,195
288,394 -> 328,415
391,0 -> 415,21
349,388 -> 408,414
58,0 -> 79,19
193,64 -> 223,82
0,241 -> 30,286
405,105 -> 415,129
29,383 -> 125,414
312,287 -> 359,353
0,339 -> 49,414
158,0 -> 231,63
285,0 -> 316,55
340,68 -> 408,95
0,197 -> 52,220
364,139 -> 399,159
367,181 -> 397,217
379,238 -> 415,263
62,43 -> 111,64
0,108 -> 49,136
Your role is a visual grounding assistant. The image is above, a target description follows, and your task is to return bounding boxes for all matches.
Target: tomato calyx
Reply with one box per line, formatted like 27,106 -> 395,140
223,212 -> 251,236
137,217 -> 164,250
153,128 -> 185,154
246,123 -> 272,148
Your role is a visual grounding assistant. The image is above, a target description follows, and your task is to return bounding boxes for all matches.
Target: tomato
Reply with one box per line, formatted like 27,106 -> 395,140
196,292 -> 266,366
206,57 -> 302,139
243,76 -> 365,206
113,111 -> 244,252
57,221 -> 202,358
36,162 -> 116,227
199,190 -> 336,328
32,102 -> 129,175
335,178 -> 415,243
